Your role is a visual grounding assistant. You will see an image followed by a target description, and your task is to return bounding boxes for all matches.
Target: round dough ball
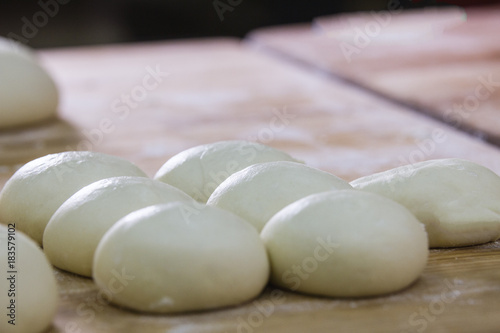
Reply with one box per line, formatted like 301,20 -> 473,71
44,177 -> 194,277
154,140 -> 301,202
351,158 -> 500,247
0,224 -> 59,333
207,161 -> 352,232
0,37 -> 58,129
261,190 -> 428,297
0,37 -> 36,60
93,202 -> 269,313
0,151 -> 147,245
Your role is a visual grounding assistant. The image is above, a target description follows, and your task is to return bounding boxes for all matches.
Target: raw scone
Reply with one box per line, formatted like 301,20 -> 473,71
207,161 -> 352,232
0,37 -> 58,129
154,140 -> 301,202
43,177 -> 194,277
0,224 -> 59,333
93,202 -> 269,313
0,151 -> 147,245
351,158 -> 500,247
261,190 -> 428,297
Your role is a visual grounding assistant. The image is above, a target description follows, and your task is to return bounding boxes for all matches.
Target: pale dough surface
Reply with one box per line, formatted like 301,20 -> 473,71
43,176 -> 194,277
261,190 -> 428,297
0,37 -> 58,129
0,37 -> 35,60
207,161 -> 352,232
0,224 -> 58,333
351,158 -> 500,247
93,202 -> 269,313
0,151 -> 147,245
154,140 -> 301,202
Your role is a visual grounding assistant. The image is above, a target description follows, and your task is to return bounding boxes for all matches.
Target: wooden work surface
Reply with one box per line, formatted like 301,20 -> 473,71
1,38 -> 500,332
247,5 -> 500,144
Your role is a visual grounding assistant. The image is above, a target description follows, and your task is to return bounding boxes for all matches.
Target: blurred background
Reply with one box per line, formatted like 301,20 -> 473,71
1,0 -> 497,49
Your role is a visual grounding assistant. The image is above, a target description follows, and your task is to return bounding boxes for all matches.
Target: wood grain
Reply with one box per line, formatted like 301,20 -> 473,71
1,38 -> 500,332
247,5 -> 500,144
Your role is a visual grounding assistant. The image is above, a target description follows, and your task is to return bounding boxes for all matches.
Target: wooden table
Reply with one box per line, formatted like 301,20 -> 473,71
248,4 -> 500,144
1,33 -> 500,332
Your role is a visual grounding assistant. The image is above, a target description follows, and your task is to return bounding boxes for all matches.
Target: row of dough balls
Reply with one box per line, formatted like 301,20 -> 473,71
2,141 -> 500,331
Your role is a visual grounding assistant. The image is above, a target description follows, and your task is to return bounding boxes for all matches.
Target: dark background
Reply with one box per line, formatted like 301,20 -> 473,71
0,0 -> 498,49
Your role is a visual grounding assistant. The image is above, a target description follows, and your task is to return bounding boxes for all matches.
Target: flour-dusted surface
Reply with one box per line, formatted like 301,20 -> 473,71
248,5 -> 500,145
50,241 -> 500,332
2,38 -> 500,187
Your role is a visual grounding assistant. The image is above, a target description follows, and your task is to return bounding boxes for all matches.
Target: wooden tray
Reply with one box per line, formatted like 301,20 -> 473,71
247,5 -> 500,145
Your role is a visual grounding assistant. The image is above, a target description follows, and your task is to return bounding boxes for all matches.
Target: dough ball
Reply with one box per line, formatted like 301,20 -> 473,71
93,202 -> 269,313
0,37 -> 58,129
44,177 -> 194,277
0,37 -> 35,60
154,140 -> 301,202
261,190 -> 428,297
0,151 -> 147,245
0,224 -> 59,333
351,158 -> 500,247
207,161 -> 352,232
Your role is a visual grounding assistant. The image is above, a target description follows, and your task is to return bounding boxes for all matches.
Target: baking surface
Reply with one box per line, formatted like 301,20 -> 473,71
3,38 -> 500,186
1,38 -> 500,332
247,5 -> 500,144
53,241 -> 500,333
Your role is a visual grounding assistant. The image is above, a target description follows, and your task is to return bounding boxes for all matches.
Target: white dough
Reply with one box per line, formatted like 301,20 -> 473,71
154,140 -> 301,202
93,202 -> 269,313
351,158 -> 500,247
0,151 -> 147,245
261,190 -> 428,297
0,37 -> 36,60
43,177 -> 194,277
0,37 -> 58,129
0,224 -> 59,333
207,161 -> 352,232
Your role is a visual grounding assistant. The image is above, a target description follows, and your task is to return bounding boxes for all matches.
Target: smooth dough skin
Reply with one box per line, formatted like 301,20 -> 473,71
0,151 -> 147,245
93,202 -> 269,313
351,158 -> 500,247
154,140 -> 301,202
0,37 -> 58,129
261,190 -> 428,298
0,225 -> 59,333
43,177 -> 194,277
0,37 -> 35,60
207,161 -> 352,232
